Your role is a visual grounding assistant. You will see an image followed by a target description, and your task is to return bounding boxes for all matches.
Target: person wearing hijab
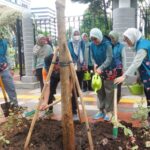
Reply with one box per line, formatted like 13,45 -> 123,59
109,31 -> 126,102
32,34 -> 53,91
115,28 -> 150,124
81,33 -> 93,91
90,28 -> 113,121
68,29 -> 85,120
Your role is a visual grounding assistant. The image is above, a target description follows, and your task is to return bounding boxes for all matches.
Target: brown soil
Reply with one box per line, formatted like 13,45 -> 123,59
1,119 -> 150,150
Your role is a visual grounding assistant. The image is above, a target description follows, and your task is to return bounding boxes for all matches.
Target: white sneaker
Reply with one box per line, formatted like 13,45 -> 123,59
73,114 -> 79,121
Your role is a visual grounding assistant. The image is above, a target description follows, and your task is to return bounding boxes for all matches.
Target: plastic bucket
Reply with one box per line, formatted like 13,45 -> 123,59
127,83 -> 144,95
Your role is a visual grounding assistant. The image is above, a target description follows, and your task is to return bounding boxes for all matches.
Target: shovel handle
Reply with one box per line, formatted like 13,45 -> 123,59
0,76 -> 7,103
113,84 -> 118,123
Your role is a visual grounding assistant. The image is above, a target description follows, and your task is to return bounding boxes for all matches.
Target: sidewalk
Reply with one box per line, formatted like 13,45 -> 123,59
0,73 -> 146,127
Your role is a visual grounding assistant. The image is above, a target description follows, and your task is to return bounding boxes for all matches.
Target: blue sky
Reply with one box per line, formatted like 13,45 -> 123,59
31,0 -> 89,16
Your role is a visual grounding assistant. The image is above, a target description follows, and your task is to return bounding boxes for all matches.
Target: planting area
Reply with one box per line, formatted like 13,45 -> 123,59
1,119 -> 150,150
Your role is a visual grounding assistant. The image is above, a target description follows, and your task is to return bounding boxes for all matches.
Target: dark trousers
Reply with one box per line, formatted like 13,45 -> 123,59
48,71 -> 84,114
48,74 -> 60,111
116,69 -> 122,102
97,79 -> 114,112
36,68 -> 44,91
82,66 -> 93,91
144,87 -> 150,117
82,80 -> 92,91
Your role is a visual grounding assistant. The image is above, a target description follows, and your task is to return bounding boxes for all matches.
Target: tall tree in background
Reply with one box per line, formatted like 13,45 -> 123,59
80,9 -> 112,35
138,0 -> 150,38
71,0 -> 111,32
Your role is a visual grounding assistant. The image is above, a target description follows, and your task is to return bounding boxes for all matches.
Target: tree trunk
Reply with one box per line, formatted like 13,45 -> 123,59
102,0 -> 109,31
55,1 -> 75,150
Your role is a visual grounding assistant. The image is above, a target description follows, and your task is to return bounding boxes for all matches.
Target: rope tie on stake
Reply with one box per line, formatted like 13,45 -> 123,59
59,61 -> 73,67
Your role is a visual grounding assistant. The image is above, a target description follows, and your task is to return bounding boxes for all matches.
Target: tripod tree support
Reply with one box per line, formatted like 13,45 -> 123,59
65,44 -> 94,150
56,0 -> 75,150
24,48 -> 59,150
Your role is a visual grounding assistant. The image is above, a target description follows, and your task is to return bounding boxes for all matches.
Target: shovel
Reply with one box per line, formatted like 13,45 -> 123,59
0,76 -> 10,117
113,84 -> 118,139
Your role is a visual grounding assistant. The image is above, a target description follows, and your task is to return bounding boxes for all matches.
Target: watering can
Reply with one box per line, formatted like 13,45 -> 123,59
91,73 -> 102,92
83,71 -> 91,81
127,83 -> 144,95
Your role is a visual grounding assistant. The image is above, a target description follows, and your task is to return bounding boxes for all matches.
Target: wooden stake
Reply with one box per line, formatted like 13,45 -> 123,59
113,85 -> 118,139
24,48 -> 59,150
45,99 -> 61,109
114,85 -> 118,123
64,44 -> 94,150
56,0 -> 75,150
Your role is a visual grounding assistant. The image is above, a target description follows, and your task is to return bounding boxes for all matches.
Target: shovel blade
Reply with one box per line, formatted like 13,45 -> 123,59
1,102 -> 10,117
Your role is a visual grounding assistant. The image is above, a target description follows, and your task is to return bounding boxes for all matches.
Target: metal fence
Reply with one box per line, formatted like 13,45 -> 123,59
33,17 -> 57,42
33,13 -> 112,42
16,18 -> 25,78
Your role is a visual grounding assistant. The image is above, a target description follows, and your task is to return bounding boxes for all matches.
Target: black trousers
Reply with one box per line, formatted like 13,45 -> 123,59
116,69 -> 122,102
48,74 -> 60,111
82,66 -> 93,91
36,68 -> 44,91
144,87 -> 150,117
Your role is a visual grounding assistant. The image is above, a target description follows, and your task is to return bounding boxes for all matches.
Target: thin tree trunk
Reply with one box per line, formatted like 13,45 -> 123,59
102,0 -> 109,30
55,1 -> 75,150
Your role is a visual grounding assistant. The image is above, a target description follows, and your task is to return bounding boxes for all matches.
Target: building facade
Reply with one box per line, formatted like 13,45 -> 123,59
0,0 -> 31,9
112,0 -> 137,70
31,7 -> 57,39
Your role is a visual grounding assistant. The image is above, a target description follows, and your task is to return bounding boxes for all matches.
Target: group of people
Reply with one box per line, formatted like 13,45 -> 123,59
0,26 -> 149,124
33,27 -> 150,123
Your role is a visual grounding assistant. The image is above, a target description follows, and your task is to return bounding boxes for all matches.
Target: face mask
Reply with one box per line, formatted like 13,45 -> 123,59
73,35 -> 80,41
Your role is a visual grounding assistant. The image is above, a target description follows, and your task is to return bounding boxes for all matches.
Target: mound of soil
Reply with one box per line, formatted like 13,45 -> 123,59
1,119 -> 150,150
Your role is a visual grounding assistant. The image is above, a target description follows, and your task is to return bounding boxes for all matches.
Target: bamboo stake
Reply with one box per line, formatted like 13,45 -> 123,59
45,99 -> 61,109
113,84 -> 118,139
64,44 -> 94,150
114,85 -> 118,123
24,48 -> 59,150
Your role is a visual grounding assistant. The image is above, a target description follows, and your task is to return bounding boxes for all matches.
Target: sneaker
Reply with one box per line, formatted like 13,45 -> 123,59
104,112 -> 112,121
73,114 -> 79,121
93,112 -> 104,120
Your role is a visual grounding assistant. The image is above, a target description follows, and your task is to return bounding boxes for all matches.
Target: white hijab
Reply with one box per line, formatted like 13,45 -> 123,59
123,28 -> 142,45
71,29 -> 83,64
33,34 -> 45,55
90,28 -> 103,42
